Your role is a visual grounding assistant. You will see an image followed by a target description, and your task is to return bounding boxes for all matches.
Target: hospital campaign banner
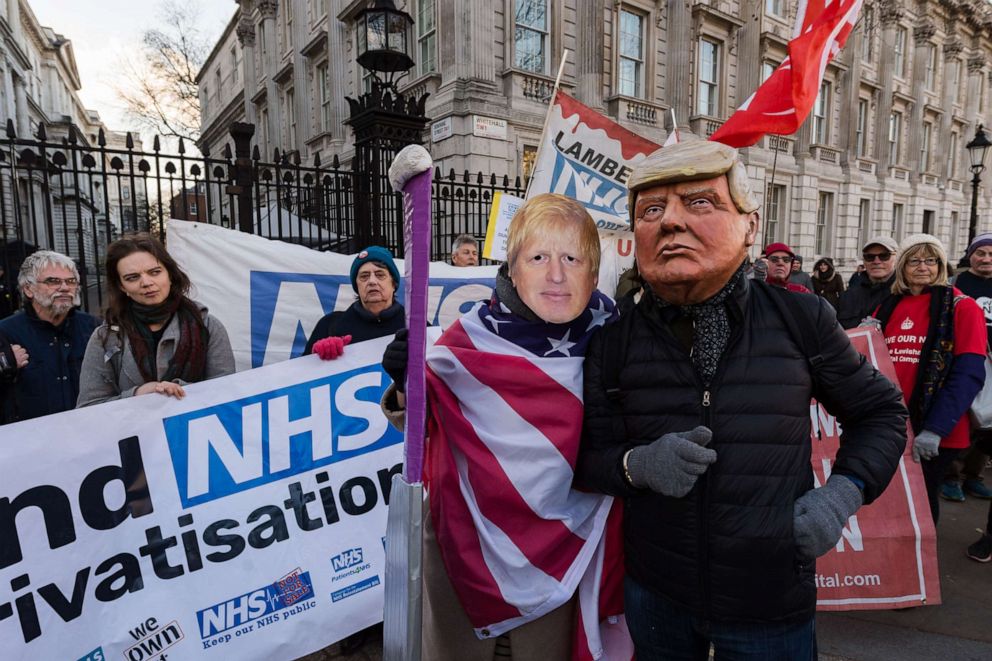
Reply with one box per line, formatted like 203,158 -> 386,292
814,327 -> 940,609
167,220 -> 499,372
0,338 -> 402,660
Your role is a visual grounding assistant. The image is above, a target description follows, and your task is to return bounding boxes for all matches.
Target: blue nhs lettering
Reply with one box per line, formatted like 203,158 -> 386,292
249,271 -> 494,367
164,366 -> 401,508
331,548 -> 364,571
197,571 -> 315,638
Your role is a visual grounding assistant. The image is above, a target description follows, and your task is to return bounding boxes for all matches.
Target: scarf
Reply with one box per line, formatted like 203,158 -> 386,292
423,277 -> 626,658
874,285 -> 957,434
126,299 -> 209,384
654,264 -> 746,386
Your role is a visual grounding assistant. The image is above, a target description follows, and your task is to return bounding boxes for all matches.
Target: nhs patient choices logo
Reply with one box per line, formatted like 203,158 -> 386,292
249,271 -> 494,367
163,365 -> 401,508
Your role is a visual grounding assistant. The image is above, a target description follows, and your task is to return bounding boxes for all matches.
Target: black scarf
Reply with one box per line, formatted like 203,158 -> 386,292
127,299 -> 209,384
874,285 -> 956,434
654,263 -> 747,387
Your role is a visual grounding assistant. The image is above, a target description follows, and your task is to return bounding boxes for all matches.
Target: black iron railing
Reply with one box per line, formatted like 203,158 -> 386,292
0,120 -> 523,313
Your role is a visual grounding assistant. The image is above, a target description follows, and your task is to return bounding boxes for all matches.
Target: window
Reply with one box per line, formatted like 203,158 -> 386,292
922,209 -> 934,235
858,198 -> 871,249
951,58 -> 962,104
214,68 -> 221,96
816,192 -> 833,254
259,22 -> 267,57
892,203 -> 904,240
231,47 -> 239,85
861,5 -> 874,64
761,61 -> 777,83
522,144 -> 538,185
764,184 -> 786,245
514,0 -> 549,73
856,99 -> 868,157
812,81 -> 830,144
951,211 -> 961,255
888,111 -> 902,163
618,9 -> 645,97
189,201 -> 199,217
920,121 -> 932,172
894,27 -> 907,78
417,0 -> 437,76
285,89 -> 296,146
948,131 -> 959,178
282,0 -> 294,52
202,86 -> 208,114
259,107 -> 269,152
697,38 -> 719,116
765,0 -> 784,17
122,185 -> 131,201
925,44 -> 937,91
317,62 -> 330,132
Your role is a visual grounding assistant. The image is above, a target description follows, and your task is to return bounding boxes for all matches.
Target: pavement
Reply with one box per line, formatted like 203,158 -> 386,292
296,476 -> 992,661
818,473 -> 992,661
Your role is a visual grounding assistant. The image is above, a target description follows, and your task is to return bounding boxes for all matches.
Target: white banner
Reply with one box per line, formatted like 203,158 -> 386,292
0,338 -> 402,660
167,220 -> 498,372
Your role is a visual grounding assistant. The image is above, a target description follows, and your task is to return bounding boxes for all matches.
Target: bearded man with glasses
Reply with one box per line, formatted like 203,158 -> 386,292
837,236 -> 899,329
0,250 -> 99,423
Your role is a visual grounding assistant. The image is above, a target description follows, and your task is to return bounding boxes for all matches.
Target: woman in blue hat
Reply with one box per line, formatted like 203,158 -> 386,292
303,245 -> 405,359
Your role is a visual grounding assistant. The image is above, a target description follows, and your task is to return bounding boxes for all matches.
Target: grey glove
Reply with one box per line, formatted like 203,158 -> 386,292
793,475 -> 863,561
626,426 -> 716,497
912,430 -> 941,463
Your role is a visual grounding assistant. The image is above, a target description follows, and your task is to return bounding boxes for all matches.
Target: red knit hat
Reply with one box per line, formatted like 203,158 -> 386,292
763,242 -> 795,257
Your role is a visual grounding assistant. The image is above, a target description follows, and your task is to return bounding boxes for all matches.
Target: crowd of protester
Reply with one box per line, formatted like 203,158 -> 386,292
2,136 -> 992,659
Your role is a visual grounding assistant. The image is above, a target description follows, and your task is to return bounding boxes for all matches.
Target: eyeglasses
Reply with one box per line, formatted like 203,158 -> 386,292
906,258 -> 939,267
862,252 -> 892,263
39,277 -> 79,288
767,255 -> 794,264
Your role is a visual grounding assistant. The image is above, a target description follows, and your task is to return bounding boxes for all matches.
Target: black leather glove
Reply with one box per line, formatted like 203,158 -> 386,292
382,328 -> 408,392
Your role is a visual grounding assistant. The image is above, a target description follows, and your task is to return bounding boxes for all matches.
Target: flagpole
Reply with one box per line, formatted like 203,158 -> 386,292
523,49 -> 570,199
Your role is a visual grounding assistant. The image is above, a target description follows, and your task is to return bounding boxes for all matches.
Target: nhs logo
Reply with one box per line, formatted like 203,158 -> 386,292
249,271 -> 494,367
164,365 -> 401,508
197,569 -> 314,638
550,149 -> 631,231
331,548 -> 364,572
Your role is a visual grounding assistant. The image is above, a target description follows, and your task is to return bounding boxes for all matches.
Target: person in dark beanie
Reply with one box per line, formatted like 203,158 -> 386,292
811,257 -> 845,309
304,245 -> 405,357
789,254 -> 815,292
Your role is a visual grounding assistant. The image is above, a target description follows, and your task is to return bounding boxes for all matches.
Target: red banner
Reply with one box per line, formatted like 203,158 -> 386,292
814,327 -> 940,610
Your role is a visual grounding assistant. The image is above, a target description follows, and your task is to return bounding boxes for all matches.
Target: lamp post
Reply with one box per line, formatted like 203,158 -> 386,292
346,0 -> 429,253
967,124 -> 991,243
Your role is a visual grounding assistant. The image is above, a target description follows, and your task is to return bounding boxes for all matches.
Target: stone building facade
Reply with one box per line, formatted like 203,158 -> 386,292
198,0 -> 992,271
0,0 -> 140,262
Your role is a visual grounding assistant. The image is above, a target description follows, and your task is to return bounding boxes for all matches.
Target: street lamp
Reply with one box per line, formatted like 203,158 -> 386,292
355,0 -> 414,92
967,124 -> 992,243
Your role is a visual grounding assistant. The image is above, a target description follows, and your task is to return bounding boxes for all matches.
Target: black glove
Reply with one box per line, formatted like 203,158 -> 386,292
0,337 -> 17,382
382,328 -> 408,392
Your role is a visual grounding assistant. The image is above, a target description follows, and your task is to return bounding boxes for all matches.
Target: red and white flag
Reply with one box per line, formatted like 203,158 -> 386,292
424,297 -> 632,660
710,0 -> 864,148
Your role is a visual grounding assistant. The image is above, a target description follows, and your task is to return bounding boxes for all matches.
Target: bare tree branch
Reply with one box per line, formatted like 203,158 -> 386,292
114,0 -> 207,142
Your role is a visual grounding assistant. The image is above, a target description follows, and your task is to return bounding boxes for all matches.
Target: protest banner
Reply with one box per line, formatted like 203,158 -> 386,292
0,337 -> 402,660
482,191 -> 524,262
814,327 -> 940,609
166,220 -> 498,371
527,91 -> 660,233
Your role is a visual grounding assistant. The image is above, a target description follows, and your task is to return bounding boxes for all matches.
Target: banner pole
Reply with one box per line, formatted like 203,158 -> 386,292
523,49 -> 570,200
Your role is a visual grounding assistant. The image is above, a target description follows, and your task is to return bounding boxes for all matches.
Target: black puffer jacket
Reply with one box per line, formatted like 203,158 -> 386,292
836,274 -> 896,329
576,278 -> 906,624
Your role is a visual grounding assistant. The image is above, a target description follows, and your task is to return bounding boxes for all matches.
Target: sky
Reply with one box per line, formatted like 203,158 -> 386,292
28,0 -> 237,134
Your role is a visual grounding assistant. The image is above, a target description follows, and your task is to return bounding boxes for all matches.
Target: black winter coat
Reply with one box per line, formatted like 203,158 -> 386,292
303,300 -> 405,354
836,274 -> 896,329
576,278 -> 906,624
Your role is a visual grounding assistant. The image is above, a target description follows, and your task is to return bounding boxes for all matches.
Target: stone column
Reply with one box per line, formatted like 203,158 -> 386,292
667,0 -> 691,128
258,0 -> 280,157
237,12 -> 258,127
906,20 -> 935,181
938,36 -> 964,181
574,0 -> 606,109
873,0 -> 903,176
13,75 -> 28,137
326,18 -> 350,150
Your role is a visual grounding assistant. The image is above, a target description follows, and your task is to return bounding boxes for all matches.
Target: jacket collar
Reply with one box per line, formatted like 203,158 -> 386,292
350,299 -> 403,322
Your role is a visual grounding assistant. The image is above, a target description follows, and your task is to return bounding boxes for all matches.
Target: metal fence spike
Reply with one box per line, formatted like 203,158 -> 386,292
126,132 -> 134,149
4,118 -> 14,139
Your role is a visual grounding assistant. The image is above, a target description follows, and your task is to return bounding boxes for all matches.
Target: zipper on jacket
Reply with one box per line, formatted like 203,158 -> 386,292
697,388 -> 712,621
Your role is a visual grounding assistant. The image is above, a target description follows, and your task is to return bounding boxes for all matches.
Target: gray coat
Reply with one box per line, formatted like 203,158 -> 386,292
77,302 -> 235,407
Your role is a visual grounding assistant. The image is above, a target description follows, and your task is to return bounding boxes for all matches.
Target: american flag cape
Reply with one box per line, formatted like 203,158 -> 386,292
424,291 -> 632,659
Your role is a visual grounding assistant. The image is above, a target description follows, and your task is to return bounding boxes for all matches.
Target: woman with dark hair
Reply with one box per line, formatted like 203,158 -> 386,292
811,257 -> 845,309
77,233 -> 235,406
